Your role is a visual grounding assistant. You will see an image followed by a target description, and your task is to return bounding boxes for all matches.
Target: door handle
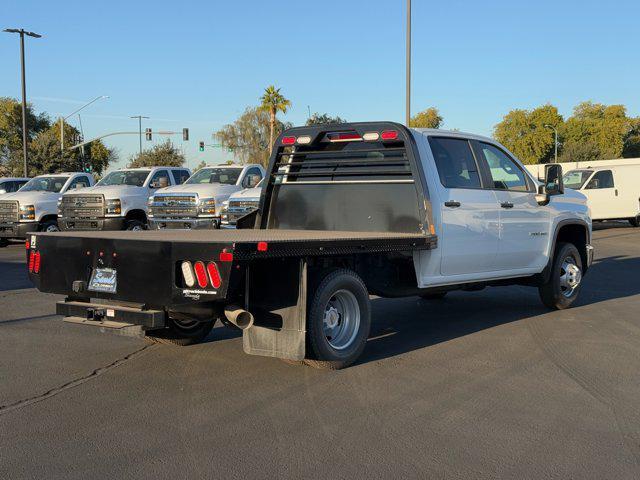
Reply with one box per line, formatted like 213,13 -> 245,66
500,202 -> 514,209
615,189 -> 618,196
444,201 -> 461,208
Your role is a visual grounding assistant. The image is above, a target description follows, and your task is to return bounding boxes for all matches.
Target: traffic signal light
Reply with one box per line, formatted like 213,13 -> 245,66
183,128 -> 189,141
145,128 -> 152,141
199,141 -> 205,152
83,162 -> 91,173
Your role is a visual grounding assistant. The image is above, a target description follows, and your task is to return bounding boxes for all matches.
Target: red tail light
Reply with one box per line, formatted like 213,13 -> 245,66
193,261 -> 208,288
25,240 -> 30,249
28,251 -> 35,273
34,251 -> 41,273
327,132 -> 362,142
206,262 -> 221,289
381,130 -> 399,141
219,250 -> 233,262
282,136 -> 296,145
257,241 -> 268,252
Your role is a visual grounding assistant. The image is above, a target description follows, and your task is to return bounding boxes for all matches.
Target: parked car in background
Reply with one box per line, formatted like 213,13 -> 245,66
0,172 -> 94,246
220,179 -> 263,228
59,167 -> 191,231
0,177 -> 30,195
563,165 -> 640,226
148,164 -> 264,230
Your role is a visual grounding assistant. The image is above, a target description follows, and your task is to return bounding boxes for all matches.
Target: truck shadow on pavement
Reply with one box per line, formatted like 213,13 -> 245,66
359,254 -> 640,365
0,260 -> 32,291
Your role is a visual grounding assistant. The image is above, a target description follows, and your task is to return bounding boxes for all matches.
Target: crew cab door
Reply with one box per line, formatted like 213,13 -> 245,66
582,170 -> 617,220
473,141 -> 550,270
428,137 -> 500,275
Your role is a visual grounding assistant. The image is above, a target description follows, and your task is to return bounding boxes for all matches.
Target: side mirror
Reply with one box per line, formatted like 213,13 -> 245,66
249,175 -> 260,188
74,183 -> 85,189
0,189 -> 5,194
544,164 -> 564,195
158,177 -> 169,188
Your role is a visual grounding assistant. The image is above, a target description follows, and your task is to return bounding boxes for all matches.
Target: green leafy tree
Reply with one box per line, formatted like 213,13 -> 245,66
409,108 -> 443,129
623,117 -> 640,158
494,104 -> 563,164
215,107 -> 291,168
558,139 -> 600,164
259,86 -> 291,150
0,97 -> 50,175
128,140 -> 185,168
306,113 -> 347,126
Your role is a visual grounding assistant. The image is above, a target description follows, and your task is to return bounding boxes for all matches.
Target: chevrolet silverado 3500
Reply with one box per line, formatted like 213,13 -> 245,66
27,123 -> 593,369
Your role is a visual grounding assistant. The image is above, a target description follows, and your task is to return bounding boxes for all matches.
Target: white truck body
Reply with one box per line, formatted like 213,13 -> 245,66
220,180 -> 263,228
149,164 -> 264,230
59,167 -> 191,231
562,165 -> 640,224
525,158 -> 640,180
0,172 -> 95,239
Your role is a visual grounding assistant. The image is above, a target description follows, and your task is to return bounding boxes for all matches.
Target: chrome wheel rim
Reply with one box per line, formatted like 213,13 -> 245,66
323,289 -> 360,350
129,224 -> 143,231
559,256 -> 581,298
45,224 -> 59,232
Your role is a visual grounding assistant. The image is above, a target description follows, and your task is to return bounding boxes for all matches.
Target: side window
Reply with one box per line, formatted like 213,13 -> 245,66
428,137 -> 482,189
68,176 -> 91,190
149,170 -> 170,188
585,170 -> 614,189
242,167 -> 263,188
0,181 -> 9,193
479,143 -> 529,192
173,169 -> 190,185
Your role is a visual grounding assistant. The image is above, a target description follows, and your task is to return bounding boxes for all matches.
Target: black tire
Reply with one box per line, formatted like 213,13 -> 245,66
147,317 -> 214,346
629,215 -> 640,228
304,269 -> 371,370
539,242 -> 583,310
0,238 -> 8,248
419,291 -> 447,300
39,220 -> 59,233
125,219 -> 146,231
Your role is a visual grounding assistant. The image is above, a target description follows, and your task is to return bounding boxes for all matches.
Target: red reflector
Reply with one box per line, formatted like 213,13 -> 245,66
219,250 -> 233,262
34,251 -> 41,273
206,262 -> 222,289
381,130 -> 399,141
25,240 -> 30,249
28,251 -> 35,273
282,136 -> 296,145
193,261 -> 208,288
257,241 -> 268,252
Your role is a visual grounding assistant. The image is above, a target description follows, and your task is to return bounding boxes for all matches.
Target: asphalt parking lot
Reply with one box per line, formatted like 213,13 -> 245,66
1,225 -> 640,479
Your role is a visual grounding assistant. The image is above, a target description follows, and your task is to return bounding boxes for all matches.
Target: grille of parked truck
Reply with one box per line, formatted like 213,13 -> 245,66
59,167 -> 191,231
0,172 -> 95,247
27,122 -> 593,369
221,179 -> 263,228
148,164 -> 264,230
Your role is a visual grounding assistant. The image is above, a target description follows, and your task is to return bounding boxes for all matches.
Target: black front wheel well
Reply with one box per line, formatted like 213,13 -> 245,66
125,209 -> 147,224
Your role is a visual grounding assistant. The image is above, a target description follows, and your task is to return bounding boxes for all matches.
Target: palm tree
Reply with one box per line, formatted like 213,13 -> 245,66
259,85 -> 291,151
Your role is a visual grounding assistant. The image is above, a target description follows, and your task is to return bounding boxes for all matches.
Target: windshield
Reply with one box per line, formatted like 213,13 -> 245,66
20,176 -> 68,193
563,170 -> 592,190
186,168 -> 241,185
97,170 -> 150,187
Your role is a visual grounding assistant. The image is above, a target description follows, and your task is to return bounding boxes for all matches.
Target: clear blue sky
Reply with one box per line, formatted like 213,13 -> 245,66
2,0 -> 638,171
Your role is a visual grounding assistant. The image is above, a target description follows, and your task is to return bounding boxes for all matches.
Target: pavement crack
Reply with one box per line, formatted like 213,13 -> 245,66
0,343 -> 155,416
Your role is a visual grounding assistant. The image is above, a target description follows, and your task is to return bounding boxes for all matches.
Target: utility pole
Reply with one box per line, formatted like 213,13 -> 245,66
3,28 -> 42,177
405,0 -> 411,126
130,115 -> 149,155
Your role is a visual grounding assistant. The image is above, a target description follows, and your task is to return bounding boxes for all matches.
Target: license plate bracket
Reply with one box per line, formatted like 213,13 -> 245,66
88,267 -> 117,293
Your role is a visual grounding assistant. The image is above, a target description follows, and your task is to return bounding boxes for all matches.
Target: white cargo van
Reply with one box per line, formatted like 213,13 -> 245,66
563,165 -> 640,226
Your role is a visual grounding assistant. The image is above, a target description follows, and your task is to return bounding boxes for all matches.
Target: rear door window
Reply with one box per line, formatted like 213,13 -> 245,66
428,137 -> 482,189
173,169 -> 191,185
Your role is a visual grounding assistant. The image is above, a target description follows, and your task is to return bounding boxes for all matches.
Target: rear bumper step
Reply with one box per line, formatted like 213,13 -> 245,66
56,300 -> 166,330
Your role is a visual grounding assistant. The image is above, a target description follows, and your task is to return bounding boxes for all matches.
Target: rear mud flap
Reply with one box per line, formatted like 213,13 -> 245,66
243,258 -> 307,361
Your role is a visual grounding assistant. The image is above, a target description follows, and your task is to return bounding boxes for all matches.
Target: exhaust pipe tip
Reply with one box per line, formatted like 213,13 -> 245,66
224,306 -> 254,330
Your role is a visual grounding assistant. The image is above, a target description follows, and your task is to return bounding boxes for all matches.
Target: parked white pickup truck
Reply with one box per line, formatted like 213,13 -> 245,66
0,177 -> 30,195
59,166 -> 191,231
220,179 -> 263,228
0,172 -> 94,246
148,164 -> 264,230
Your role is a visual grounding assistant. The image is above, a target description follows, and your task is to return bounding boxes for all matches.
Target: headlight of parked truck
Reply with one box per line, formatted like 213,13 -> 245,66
198,198 -> 216,216
105,199 -> 122,216
19,204 -> 35,221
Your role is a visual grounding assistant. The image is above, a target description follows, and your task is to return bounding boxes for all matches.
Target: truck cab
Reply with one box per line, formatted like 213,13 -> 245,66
59,166 -> 191,231
563,166 -> 640,226
148,164 -> 264,230
0,177 -> 30,196
220,179 -> 263,228
0,172 -> 94,245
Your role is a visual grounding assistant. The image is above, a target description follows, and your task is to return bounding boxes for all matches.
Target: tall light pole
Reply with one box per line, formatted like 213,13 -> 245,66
3,28 -> 42,177
405,0 -> 411,126
130,115 -> 149,155
544,124 -> 558,163
60,95 -> 109,153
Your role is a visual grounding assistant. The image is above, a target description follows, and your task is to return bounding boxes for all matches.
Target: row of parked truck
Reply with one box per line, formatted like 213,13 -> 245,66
0,164 -> 264,246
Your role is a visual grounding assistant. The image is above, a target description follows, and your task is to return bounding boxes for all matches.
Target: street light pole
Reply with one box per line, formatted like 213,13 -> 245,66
60,95 -> 109,153
405,0 -> 411,126
544,124 -> 558,163
3,28 -> 42,177
130,115 -> 149,155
